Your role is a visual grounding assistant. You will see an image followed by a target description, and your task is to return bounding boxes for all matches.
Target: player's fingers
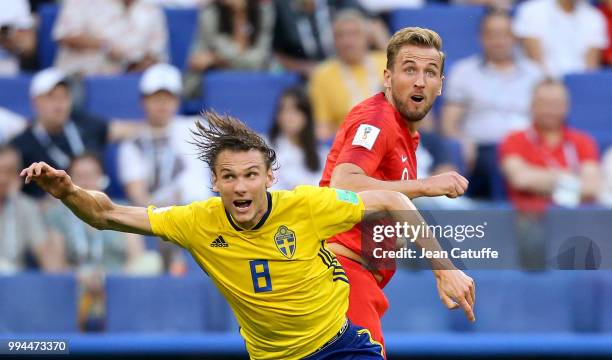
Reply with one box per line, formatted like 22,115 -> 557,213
459,298 -> 475,322
440,292 -> 458,309
455,181 -> 466,196
470,278 -> 476,307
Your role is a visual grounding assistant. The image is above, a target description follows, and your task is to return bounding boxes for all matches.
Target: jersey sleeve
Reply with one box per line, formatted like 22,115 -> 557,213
335,116 -> 394,175
147,202 -> 198,249
297,186 -> 365,241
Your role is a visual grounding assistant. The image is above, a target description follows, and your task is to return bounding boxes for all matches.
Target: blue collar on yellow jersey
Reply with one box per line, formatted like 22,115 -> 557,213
225,192 -> 273,231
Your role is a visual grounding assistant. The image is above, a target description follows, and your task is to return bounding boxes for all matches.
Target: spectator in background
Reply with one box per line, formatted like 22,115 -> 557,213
500,79 -> 601,269
441,10 -> 543,199
143,0 -> 210,7
0,0 -> 36,74
599,146 -> 612,206
53,0 -> 168,75
268,87 -> 326,190
0,145 -> 62,273
119,63 -> 212,207
513,0 -> 608,77
272,0 -> 381,77
184,0 -> 275,98
44,153 -> 162,331
500,79 -> 601,211
0,107 -> 27,144
118,64 -> 212,274
599,0 -> 612,66
309,9 -> 385,140
10,68 -> 140,198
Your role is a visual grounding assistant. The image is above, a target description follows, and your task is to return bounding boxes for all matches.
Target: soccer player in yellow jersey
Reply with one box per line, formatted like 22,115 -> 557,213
21,111 -> 474,360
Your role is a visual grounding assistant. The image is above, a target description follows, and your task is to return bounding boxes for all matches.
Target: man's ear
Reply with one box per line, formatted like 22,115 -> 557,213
383,68 -> 392,90
265,168 -> 274,188
212,173 -> 219,192
438,75 -> 445,96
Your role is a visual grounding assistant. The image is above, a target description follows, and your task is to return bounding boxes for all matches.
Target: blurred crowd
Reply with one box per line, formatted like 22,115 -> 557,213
1,0 -> 612,330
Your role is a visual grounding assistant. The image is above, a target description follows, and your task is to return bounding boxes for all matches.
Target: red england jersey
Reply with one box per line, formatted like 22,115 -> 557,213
320,92 -> 419,287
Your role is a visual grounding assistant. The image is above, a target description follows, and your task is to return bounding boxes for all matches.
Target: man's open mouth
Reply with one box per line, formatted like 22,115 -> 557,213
410,95 -> 425,103
233,200 -> 252,209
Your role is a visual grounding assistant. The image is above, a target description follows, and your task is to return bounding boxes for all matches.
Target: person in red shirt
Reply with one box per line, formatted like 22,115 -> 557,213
500,78 -> 601,212
319,27 -> 475,351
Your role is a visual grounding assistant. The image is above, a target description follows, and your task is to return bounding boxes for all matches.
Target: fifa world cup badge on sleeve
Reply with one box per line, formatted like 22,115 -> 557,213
336,189 -> 359,204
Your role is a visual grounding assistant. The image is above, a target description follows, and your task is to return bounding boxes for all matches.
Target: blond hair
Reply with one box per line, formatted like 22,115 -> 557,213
386,27 -> 445,74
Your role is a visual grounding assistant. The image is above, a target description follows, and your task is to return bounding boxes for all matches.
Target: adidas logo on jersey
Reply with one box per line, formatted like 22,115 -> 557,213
210,236 -> 229,248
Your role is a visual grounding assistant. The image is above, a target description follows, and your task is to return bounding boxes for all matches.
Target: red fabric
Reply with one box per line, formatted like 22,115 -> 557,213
499,126 -> 599,211
320,93 -> 419,288
337,255 -> 389,358
599,5 -> 612,65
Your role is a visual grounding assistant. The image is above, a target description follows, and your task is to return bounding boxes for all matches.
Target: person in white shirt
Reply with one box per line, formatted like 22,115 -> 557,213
268,87 -> 327,190
0,0 -> 35,75
442,10 -> 543,199
53,0 -> 168,75
118,63 -> 211,274
513,0 -> 609,77
118,63 -> 212,207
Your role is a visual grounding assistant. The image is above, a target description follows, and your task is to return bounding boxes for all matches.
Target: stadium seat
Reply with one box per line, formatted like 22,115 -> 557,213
0,75 -> 32,118
0,273 -> 78,333
544,208 -> 612,270
389,5 -> 485,71
106,275 -> 231,332
598,271 -> 612,332
37,4 -> 59,69
564,71 -> 612,148
103,142 -> 127,199
84,75 -> 144,119
382,270 -> 450,332
201,71 -> 300,134
471,271 -> 573,333
164,8 -> 199,70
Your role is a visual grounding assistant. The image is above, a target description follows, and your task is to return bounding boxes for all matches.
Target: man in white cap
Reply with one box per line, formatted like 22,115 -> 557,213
11,68 -> 109,198
11,68 -> 139,198
119,63 -> 212,207
117,63 -> 212,273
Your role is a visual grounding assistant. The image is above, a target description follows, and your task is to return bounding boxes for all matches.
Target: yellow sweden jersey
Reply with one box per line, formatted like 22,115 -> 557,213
147,185 -> 365,359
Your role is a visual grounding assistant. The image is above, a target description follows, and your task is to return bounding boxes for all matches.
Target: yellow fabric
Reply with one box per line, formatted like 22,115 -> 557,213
147,185 -> 365,360
309,51 -> 386,128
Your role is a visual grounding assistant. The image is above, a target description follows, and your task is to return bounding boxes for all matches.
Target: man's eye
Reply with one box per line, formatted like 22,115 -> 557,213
224,175 -> 234,180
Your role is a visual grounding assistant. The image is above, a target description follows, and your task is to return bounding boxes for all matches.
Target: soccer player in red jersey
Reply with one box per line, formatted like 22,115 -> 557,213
320,27 -> 476,352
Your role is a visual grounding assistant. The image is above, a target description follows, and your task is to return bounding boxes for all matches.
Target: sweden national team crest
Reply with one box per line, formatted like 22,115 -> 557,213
274,225 -> 297,259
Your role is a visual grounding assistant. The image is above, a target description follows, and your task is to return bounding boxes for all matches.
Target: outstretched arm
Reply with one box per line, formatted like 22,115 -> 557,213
21,162 -> 154,236
331,163 -> 468,199
359,190 -> 476,322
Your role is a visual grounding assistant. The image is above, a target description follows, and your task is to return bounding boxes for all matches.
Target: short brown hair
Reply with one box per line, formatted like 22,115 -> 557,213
386,27 -> 445,75
191,110 -> 277,173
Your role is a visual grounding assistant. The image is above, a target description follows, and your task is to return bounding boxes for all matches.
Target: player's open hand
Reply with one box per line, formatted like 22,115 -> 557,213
421,171 -> 469,198
20,162 -> 76,199
434,269 -> 476,322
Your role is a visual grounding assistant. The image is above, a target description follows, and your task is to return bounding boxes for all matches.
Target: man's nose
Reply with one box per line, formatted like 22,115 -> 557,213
414,72 -> 426,88
234,177 -> 247,193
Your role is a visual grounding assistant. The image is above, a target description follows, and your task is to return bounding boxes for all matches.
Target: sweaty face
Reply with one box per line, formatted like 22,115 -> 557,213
142,91 -> 180,128
384,45 -> 443,123
213,149 -> 273,229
